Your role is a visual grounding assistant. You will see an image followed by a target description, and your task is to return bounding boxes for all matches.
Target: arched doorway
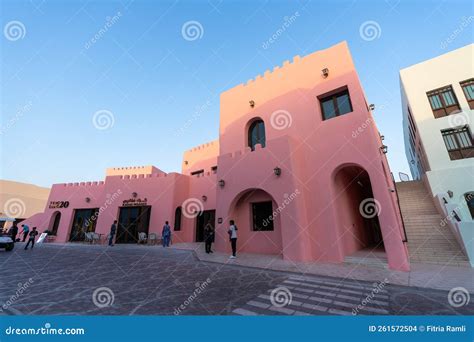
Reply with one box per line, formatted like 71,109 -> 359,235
333,165 -> 384,257
49,211 -> 61,236
227,188 -> 282,255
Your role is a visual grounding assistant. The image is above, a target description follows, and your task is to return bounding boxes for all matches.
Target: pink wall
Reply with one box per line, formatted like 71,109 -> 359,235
22,41 -> 410,271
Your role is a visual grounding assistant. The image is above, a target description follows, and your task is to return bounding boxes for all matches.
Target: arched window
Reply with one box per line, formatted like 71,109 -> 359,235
248,119 -> 266,151
174,207 -> 182,231
51,211 -> 61,236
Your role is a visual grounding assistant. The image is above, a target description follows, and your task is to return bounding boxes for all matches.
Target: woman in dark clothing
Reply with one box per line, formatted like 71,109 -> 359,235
203,221 -> 215,254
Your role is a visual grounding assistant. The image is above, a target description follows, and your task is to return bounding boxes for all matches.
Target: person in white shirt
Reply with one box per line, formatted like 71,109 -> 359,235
228,220 -> 238,258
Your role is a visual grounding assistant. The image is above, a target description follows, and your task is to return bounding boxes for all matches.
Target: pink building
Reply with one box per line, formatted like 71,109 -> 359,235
23,42 -> 410,271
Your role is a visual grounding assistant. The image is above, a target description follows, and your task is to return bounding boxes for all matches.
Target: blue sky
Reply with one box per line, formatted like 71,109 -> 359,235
1,0 -> 472,187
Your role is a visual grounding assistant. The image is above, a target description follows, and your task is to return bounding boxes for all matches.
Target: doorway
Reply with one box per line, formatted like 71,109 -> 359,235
195,210 -> 215,242
116,206 -> 151,244
69,208 -> 99,242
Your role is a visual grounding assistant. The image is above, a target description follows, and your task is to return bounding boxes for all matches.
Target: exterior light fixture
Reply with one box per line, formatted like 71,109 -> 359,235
273,167 -> 282,176
202,195 -> 207,202
321,68 -> 329,78
369,104 -> 375,111
184,161 -> 188,165
380,135 -> 385,140
381,145 -> 388,154
218,179 -> 225,188
249,100 -> 255,108
85,197 -> 91,203
447,190 -> 454,198
132,192 -> 138,198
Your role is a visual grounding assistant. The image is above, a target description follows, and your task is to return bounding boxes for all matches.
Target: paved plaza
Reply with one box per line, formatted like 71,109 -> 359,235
0,243 -> 472,316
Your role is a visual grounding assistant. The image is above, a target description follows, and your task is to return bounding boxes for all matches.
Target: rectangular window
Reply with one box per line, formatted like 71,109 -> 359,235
190,169 -> 204,176
252,201 -> 274,231
460,79 -> 474,109
319,87 -> 353,120
211,166 -> 217,174
426,85 -> 460,118
441,126 -> 474,160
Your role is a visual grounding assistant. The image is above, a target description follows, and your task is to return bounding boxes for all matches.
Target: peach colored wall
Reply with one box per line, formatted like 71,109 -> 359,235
21,42 -> 409,271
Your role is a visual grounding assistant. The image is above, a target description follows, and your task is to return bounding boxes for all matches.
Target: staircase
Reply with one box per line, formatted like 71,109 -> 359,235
396,180 -> 470,267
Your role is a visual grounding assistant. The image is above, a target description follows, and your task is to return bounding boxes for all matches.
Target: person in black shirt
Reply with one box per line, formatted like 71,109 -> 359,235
109,220 -> 117,246
8,224 -> 18,243
24,227 -> 39,250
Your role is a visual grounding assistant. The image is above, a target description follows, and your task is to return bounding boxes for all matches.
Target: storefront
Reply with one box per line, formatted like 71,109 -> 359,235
69,208 -> 99,242
116,197 -> 151,244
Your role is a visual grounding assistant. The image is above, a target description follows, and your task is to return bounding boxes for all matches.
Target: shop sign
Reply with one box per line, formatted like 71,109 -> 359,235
122,198 -> 148,207
49,201 -> 70,209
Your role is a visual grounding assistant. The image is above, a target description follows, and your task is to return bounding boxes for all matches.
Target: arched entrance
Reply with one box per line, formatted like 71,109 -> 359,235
227,188 -> 282,255
333,165 -> 384,257
49,211 -> 61,236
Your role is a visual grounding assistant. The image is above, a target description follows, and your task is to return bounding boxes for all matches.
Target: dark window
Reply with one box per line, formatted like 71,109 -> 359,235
465,192 -> 474,219
51,212 -> 61,235
252,201 -> 274,231
174,207 -> 182,231
211,166 -> 217,174
190,169 -> 204,176
319,88 -> 353,120
460,79 -> 474,110
427,85 -> 460,118
407,106 -> 416,133
248,119 -> 266,151
441,125 -> 474,160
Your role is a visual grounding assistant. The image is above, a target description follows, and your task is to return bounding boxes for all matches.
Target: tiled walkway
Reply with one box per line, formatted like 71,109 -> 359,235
172,243 -> 474,292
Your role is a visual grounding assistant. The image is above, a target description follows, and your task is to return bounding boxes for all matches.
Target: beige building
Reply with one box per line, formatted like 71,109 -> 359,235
0,180 -> 50,231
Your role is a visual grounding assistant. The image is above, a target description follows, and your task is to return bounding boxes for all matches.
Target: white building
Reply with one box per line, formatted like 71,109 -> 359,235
400,44 -> 474,264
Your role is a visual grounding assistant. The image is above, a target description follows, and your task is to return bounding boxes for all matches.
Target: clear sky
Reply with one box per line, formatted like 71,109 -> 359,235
1,0 -> 472,187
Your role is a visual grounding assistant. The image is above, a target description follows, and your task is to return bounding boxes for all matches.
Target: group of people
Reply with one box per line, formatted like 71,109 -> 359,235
107,219 -> 239,258
5,223 -> 40,250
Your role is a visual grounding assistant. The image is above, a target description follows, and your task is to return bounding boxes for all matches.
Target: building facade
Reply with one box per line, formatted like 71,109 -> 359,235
22,42 -> 410,271
400,44 -> 474,262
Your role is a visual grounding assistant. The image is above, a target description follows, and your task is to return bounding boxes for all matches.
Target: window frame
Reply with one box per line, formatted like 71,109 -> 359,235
251,201 -> 274,231
441,125 -> 474,160
319,87 -> 353,121
248,119 -> 266,151
460,78 -> 474,110
426,85 -> 461,118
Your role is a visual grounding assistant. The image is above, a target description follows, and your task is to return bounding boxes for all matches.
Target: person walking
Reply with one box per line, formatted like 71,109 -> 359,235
20,224 -> 30,242
8,223 -> 18,243
162,221 -> 171,247
109,220 -> 117,246
203,221 -> 215,254
228,220 -> 238,259
24,227 -> 39,250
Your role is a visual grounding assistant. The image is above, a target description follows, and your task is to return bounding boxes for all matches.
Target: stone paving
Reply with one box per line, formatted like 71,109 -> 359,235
0,243 -> 472,316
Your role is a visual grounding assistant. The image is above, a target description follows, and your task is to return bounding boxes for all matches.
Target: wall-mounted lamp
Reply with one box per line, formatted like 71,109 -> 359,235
132,192 -> 138,198
217,218 -> 223,224
249,100 -> 255,108
273,167 -> 282,176
202,195 -> 207,202
321,68 -> 329,78
184,160 -> 188,165
380,135 -> 385,140
447,190 -> 454,198
85,197 -> 91,203
381,145 -> 388,154
369,104 -> 375,111
218,179 -> 225,188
